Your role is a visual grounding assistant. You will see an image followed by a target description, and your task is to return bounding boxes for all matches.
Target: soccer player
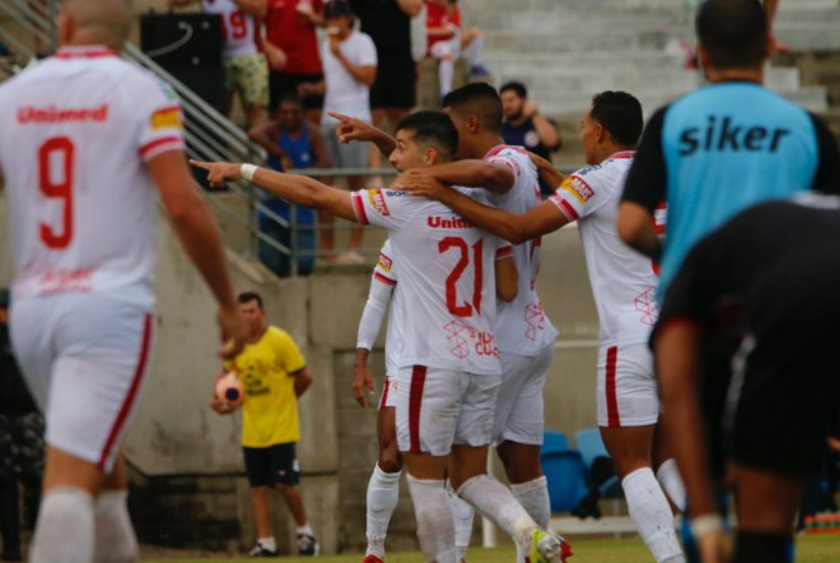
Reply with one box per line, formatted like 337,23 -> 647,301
193,111 -> 567,563
654,193 -> 840,563
212,292 -> 319,557
0,1 -> 248,562
399,91 -> 687,563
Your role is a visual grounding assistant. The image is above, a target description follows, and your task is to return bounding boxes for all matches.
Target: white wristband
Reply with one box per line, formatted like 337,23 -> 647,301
690,514 -> 724,538
240,163 -> 258,182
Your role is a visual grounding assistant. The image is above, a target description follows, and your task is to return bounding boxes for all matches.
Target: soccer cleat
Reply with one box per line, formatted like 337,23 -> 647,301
527,529 -> 573,562
362,555 -> 384,563
248,542 -> 279,557
297,532 -> 320,556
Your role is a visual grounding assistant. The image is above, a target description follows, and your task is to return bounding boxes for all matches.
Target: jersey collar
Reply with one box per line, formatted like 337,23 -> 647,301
55,45 -> 118,59
483,144 -> 526,160
609,150 -> 636,160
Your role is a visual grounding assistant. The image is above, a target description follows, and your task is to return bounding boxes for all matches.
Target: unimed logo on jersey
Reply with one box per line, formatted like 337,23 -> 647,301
17,104 -> 109,124
368,189 -> 390,216
561,175 -> 594,205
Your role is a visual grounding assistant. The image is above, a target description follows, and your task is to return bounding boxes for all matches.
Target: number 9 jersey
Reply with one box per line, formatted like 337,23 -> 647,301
0,46 -> 186,308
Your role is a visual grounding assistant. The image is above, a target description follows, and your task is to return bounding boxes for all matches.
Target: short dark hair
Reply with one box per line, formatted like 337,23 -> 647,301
696,0 -> 767,69
589,91 -> 643,147
237,291 -> 264,310
324,0 -> 354,18
441,82 -> 503,134
395,111 -> 459,161
499,81 -> 528,99
278,93 -> 303,108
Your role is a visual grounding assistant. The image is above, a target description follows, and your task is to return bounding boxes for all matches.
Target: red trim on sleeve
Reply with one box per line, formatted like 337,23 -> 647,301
549,196 -> 580,221
98,313 -> 153,470
373,272 -> 397,286
139,136 -> 183,158
408,366 -> 428,453
55,46 -> 117,59
352,192 -> 370,225
495,246 -> 514,260
605,346 -> 621,427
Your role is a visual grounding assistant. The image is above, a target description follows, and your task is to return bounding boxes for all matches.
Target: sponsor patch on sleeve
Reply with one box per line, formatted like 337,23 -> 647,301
559,175 -> 594,205
377,252 -> 393,272
368,189 -> 390,216
150,106 -> 183,131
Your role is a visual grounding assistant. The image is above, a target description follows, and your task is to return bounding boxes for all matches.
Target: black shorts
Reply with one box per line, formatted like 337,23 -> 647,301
269,71 -> 324,112
243,442 -> 300,487
370,65 -> 416,110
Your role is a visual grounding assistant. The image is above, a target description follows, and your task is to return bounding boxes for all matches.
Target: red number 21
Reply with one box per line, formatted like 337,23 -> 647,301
38,137 -> 75,249
439,236 -> 483,318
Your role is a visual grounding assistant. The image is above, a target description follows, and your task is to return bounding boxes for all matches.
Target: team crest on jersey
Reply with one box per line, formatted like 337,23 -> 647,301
560,175 -> 594,205
377,252 -> 393,272
368,189 -> 390,216
150,107 -> 183,131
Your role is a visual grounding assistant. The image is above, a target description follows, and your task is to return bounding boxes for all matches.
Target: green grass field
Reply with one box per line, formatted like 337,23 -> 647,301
152,533 -> 840,562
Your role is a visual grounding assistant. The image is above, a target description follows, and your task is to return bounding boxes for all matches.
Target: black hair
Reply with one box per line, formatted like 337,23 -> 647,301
324,0 -> 354,18
696,0 -> 767,69
499,81 -> 528,99
589,91 -> 643,147
441,82 -> 503,134
394,111 -> 459,161
237,291 -> 264,310
277,93 -> 303,108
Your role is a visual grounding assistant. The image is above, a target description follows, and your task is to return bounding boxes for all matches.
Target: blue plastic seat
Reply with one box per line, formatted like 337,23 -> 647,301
542,431 -> 569,455
541,449 -> 589,513
574,428 -> 623,499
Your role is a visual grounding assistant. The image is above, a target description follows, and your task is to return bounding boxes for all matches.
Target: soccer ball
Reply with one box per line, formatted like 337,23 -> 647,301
215,371 -> 245,408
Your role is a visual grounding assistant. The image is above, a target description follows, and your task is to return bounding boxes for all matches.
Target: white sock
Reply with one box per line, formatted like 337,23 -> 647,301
296,524 -> 313,536
406,475 -> 457,563
446,483 -> 474,561
622,468 -> 685,563
93,490 -> 138,563
511,476 -> 551,563
30,487 -> 96,563
366,464 -> 401,558
457,474 -> 537,552
439,59 -> 455,97
656,458 -> 686,512
258,537 -> 277,551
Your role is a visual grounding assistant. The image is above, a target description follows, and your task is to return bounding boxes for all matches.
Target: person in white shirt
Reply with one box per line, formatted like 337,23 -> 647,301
401,91 -> 688,563
303,0 -> 377,261
0,1 -> 247,562
193,110 -> 566,563
168,0 -> 269,126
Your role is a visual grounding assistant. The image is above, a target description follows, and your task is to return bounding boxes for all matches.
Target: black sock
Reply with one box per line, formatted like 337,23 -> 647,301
735,530 -> 793,563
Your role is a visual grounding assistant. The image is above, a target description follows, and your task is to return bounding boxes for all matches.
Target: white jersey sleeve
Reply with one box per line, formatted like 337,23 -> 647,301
351,189 -> 416,230
357,241 -> 397,350
548,169 -> 610,222
137,80 -> 187,162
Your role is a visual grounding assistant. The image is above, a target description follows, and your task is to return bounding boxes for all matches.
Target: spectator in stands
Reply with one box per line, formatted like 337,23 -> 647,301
0,289 -> 44,563
248,94 -> 332,276
500,81 -> 562,197
168,0 -> 270,127
315,0 -> 378,262
426,0 -> 488,97
264,0 -> 326,125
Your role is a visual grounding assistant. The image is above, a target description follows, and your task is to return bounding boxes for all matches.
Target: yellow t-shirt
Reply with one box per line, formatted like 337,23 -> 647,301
225,326 -> 306,448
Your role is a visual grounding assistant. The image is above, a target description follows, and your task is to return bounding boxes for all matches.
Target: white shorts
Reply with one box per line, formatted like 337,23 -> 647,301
10,293 -> 155,473
596,343 -> 659,428
395,365 -> 500,457
378,375 -> 397,410
493,343 -> 554,445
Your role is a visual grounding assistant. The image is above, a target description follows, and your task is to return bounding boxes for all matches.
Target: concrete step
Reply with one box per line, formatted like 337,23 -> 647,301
481,28 -> 688,53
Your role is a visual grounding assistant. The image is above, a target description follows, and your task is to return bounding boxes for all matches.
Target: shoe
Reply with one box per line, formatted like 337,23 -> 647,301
248,542 -> 278,557
297,532 -> 320,556
527,529 -> 573,562
362,555 -> 384,563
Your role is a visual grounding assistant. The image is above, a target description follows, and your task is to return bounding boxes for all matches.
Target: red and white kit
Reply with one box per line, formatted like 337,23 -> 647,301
201,0 -> 259,59
549,152 -> 665,427
482,146 -> 558,446
352,188 -> 509,455
0,46 -> 184,470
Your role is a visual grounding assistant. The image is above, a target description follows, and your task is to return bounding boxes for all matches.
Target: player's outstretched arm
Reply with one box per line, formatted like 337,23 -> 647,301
148,152 -> 247,357
327,111 -> 397,158
617,202 -> 662,261
191,160 -> 358,222
389,160 -> 515,194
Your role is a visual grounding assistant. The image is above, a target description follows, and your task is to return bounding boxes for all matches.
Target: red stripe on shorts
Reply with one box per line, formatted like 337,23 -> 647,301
605,346 -> 620,427
97,313 -> 153,470
408,366 -> 427,453
378,377 -> 390,411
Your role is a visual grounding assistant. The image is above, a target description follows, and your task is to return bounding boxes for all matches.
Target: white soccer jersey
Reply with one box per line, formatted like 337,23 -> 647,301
202,0 -> 258,58
352,188 -> 509,375
0,46 -> 186,308
372,239 -> 402,378
548,152 -> 664,347
483,145 -> 558,355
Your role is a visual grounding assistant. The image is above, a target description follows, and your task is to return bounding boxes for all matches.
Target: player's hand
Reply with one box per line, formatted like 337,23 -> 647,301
528,152 -> 565,191
217,304 -> 248,360
523,100 -> 540,118
328,111 -> 379,144
390,169 -> 447,200
352,364 -> 375,408
190,160 -> 243,188
210,392 -> 238,415
697,529 -> 733,563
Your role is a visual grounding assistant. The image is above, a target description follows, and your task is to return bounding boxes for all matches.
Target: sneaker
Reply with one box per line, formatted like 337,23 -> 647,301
362,555 -> 384,563
527,529 -> 573,562
248,542 -> 279,557
297,532 -> 320,556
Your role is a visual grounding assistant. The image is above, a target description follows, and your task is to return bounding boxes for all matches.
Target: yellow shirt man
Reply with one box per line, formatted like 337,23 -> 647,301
225,325 -> 306,447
